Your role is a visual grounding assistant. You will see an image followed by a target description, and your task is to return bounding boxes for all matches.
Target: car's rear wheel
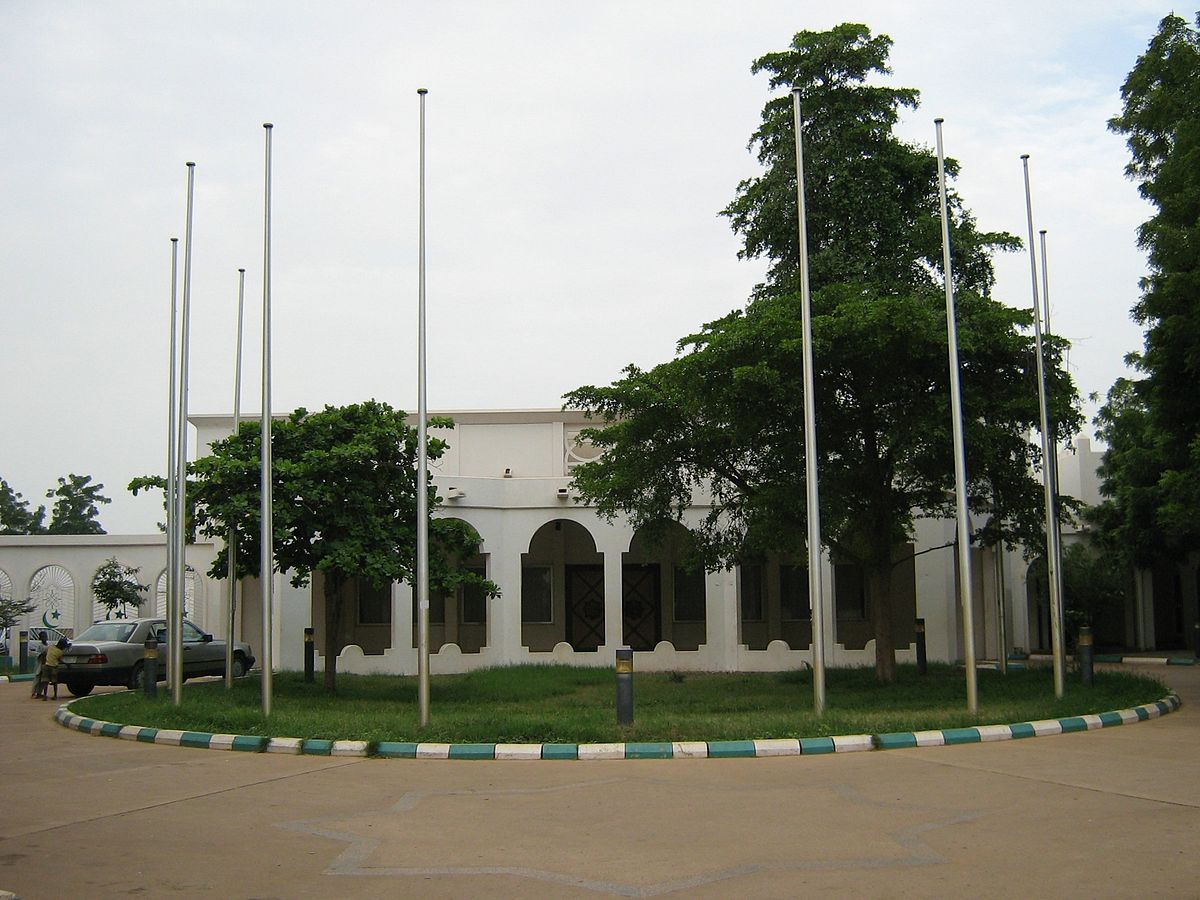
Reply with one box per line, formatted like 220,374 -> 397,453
232,653 -> 247,678
128,662 -> 145,691
66,681 -> 93,697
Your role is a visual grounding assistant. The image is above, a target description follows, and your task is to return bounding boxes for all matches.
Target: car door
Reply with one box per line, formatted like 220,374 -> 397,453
182,620 -> 219,676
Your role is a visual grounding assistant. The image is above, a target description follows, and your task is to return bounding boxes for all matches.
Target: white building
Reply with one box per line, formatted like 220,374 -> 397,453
5,413 -> 1183,673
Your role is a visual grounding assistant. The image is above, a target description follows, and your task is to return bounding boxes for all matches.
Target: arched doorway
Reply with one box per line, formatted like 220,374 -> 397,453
522,519 -> 603,652
625,523 -> 705,651
410,517 -> 489,654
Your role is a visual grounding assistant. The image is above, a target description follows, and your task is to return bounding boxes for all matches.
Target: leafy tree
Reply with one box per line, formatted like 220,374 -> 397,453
1095,14 -> 1200,567
1060,543 -> 1131,649
566,24 -> 1080,683
91,557 -> 149,620
0,594 -> 37,632
45,474 -> 109,535
184,400 -> 497,692
0,478 -> 46,534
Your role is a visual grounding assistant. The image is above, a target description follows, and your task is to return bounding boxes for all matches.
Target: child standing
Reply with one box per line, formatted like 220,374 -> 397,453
31,649 -> 47,699
41,638 -> 69,701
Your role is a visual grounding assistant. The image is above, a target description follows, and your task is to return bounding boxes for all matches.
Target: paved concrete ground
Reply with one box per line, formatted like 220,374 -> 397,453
1,668 -> 1198,899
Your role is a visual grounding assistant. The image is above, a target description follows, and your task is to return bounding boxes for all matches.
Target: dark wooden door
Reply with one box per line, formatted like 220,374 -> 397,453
565,565 -> 605,652
622,564 -> 661,651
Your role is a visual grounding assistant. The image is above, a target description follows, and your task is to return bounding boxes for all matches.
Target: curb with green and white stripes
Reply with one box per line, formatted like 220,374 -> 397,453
50,693 -> 1181,760
1029,653 -> 1197,666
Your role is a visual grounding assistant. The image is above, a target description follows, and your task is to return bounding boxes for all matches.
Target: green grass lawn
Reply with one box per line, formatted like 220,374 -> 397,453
66,663 -> 1171,745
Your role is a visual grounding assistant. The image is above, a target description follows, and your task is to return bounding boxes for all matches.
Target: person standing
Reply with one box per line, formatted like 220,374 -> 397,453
40,638 -> 69,701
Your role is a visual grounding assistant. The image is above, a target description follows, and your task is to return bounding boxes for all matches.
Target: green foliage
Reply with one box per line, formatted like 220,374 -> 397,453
1060,543 -> 1132,647
45,474 -> 109,534
721,23 -> 1018,299
567,24 -> 1081,684
0,594 -> 37,631
1096,14 -> 1200,567
0,477 -> 47,534
181,400 -> 498,691
90,557 -> 149,620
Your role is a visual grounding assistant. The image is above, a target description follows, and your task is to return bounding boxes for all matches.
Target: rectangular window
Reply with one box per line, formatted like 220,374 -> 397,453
834,563 -> 867,620
739,562 -> 764,622
672,566 -> 706,622
358,581 -> 393,625
521,566 -> 553,623
460,565 -> 487,625
780,564 -> 809,621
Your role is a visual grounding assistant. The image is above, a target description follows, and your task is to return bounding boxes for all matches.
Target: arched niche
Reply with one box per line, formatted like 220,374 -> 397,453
522,519 -> 603,652
29,565 -> 75,634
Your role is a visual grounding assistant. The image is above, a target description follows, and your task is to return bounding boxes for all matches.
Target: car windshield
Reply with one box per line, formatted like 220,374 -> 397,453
75,622 -> 137,643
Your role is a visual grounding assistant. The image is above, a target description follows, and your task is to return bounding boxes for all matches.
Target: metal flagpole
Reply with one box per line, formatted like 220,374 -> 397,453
261,124 -> 275,717
225,268 -> 246,689
166,237 -> 179,688
416,88 -> 431,727
791,87 -> 826,716
935,119 -> 978,713
1021,154 -> 1065,698
1039,230 -> 1052,334
174,163 -> 196,707
994,536 -> 1008,674
1038,228 -> 1065,658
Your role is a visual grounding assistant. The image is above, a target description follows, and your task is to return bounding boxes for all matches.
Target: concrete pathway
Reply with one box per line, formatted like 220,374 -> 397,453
1,668 -> 1198,898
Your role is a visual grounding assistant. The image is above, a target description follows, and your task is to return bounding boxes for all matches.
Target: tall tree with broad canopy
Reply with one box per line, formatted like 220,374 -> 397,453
1093,14 -> 1200,567
183,400 -> 497,692
0,478 -> 46,534
45,474 -> 110,535
566,24 -> 1080,683
91,557 -> 149,620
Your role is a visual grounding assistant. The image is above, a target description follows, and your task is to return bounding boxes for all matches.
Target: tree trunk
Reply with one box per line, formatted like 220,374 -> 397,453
323,572 -> 342,692
868,562 -> 897,684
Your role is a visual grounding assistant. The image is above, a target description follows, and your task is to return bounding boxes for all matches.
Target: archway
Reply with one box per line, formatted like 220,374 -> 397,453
625,523 -> 705,651
522,519 -> 603,652
155,568 -> 198,627
410,517 -> 489,654
29,565 -> 75,635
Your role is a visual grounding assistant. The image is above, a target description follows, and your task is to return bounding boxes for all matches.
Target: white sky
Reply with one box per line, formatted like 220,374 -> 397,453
0,1 -> 1163,533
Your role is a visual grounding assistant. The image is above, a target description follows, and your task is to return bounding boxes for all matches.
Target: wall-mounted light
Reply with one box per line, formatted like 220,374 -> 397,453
503,467 -> 512,478
556,487 -> 570,500
446,487 -> 465,500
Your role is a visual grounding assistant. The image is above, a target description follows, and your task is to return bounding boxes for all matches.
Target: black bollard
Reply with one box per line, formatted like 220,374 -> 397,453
144,639 -> 158,698
1194,621 -> 1200,662
1078,625 -> 1094,687
915,618 -> 927,675
616,648 -> 634,726
304,627 -> 315,683
18,630 -> 28,674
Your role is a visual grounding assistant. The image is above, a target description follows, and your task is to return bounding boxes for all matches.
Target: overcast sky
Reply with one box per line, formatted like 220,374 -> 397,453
1,1 -> 1165,534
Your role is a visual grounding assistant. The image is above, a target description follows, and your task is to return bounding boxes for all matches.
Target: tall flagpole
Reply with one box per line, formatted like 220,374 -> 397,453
1039,230 -> 1052,334
1038,228 -> 1065,659
416,88 -> 431,727
225,267 -> 246,689
173,163 -> 196,707
1021,154 -> 1065,698
166,237 -> 179,679
261,124 -> 275,717
791,87 -> 825,715
935,119 -> 978,713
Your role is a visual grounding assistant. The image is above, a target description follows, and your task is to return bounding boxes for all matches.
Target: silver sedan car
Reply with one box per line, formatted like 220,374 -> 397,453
59,618 -> 255,696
